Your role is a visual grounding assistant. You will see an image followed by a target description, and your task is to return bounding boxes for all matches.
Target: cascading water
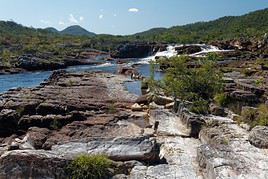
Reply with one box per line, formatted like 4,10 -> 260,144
141,44 -> 233,63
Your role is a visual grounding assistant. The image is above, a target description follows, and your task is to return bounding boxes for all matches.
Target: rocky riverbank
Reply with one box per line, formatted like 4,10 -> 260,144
1,36 -> 268,75
0,69 -> 268,178
0,49 -> 110,75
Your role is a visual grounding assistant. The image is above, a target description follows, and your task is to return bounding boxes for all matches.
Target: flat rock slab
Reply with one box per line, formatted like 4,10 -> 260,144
52,136 -> 159,162
198,115 -> 268,179
128,109 -> 203,179
129,164 -> 203,179
0,71 -> 138,137
149,109 -> 190,137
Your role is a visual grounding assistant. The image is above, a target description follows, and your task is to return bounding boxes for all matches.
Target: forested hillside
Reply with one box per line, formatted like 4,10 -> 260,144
128,8 -> 268,43
0,8 -> 267,57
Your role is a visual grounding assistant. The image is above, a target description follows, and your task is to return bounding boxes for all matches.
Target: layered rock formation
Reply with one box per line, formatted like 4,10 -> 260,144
1,70 -> 268,178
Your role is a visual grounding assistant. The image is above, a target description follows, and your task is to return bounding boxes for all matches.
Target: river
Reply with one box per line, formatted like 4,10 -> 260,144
0,44 -> 229,95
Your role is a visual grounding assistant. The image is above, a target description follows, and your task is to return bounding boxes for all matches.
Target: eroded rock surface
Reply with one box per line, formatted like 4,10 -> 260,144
249,126 -> 268,149
198,116 -> 268,179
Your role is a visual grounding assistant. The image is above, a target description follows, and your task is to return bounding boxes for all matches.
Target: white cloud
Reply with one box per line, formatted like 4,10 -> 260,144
79,16 -> 84,21
40,19 -> 50,25
128,8 -> 139,13
59,21 -> 65,26
69,14 -> 78,24
99,14 -> 104,19
113,14 -> 117,17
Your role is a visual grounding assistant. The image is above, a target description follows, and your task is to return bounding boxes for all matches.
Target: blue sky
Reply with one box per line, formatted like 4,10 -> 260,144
0,0 -> 268,35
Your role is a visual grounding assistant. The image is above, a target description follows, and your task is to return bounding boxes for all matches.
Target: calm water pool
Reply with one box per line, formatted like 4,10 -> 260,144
0,62 -> 162,96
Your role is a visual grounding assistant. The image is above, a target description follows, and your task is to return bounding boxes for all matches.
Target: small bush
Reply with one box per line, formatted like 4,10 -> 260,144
255,77 -> 265,87
214,93 -> 229,107
16,106 -> 25,115
50,119 -> 62,130
67,154 -> 112,179
238,104 -> 268,128
189,100 -> 209,115
107,103 -> 117,114
251,104 -> 268,127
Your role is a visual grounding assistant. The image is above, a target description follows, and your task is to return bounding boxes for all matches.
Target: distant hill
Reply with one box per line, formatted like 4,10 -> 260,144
0,8 -> 268,54
45,27 -> 59,33
129,8 -> 268,43
61,25 -> 96,37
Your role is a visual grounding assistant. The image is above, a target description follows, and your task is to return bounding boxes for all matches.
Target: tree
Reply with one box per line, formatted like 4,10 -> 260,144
152,53 -> 223,114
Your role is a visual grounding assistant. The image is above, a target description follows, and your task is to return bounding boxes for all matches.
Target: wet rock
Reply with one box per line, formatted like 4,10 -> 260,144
175,45 -> 202,54
249,126 -> 268,149
117,66 -> 137,76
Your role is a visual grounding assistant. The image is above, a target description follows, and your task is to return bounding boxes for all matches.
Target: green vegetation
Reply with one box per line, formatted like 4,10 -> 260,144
107,102 -> 117,114
236,104 -> 268,128
67,154 -> 112,179
213,93 -> 230,107
15,106 -> 25,116
128,8 -> 268,43
50,119 -> 62,130
149,53 -> 223,114
1,8 -> 268,65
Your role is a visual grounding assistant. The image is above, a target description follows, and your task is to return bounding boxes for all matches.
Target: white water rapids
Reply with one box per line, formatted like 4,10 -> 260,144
142,44 -> 233,64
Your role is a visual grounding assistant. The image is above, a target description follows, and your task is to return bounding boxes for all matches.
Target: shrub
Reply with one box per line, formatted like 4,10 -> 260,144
107,103 -> 117,114
189,100 -> 209,115
255,77 -> 265,87
67,154 -> 112,179
251,104 -> 268,127
50,119 -> 62,130
16,106 -> 25,115
149,54 -> 223,114
237,104 -> 268,128
214,93 -> 229,107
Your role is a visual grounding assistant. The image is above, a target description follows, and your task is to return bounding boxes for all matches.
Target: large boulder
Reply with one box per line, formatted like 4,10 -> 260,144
209,103 -> 227,117
135,95 -> 149,105
0,109 -> 20,137
0,150 -> 69,179
249,126 -> 268,148
153,96 -> 173,106
26,127 -> 51,149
